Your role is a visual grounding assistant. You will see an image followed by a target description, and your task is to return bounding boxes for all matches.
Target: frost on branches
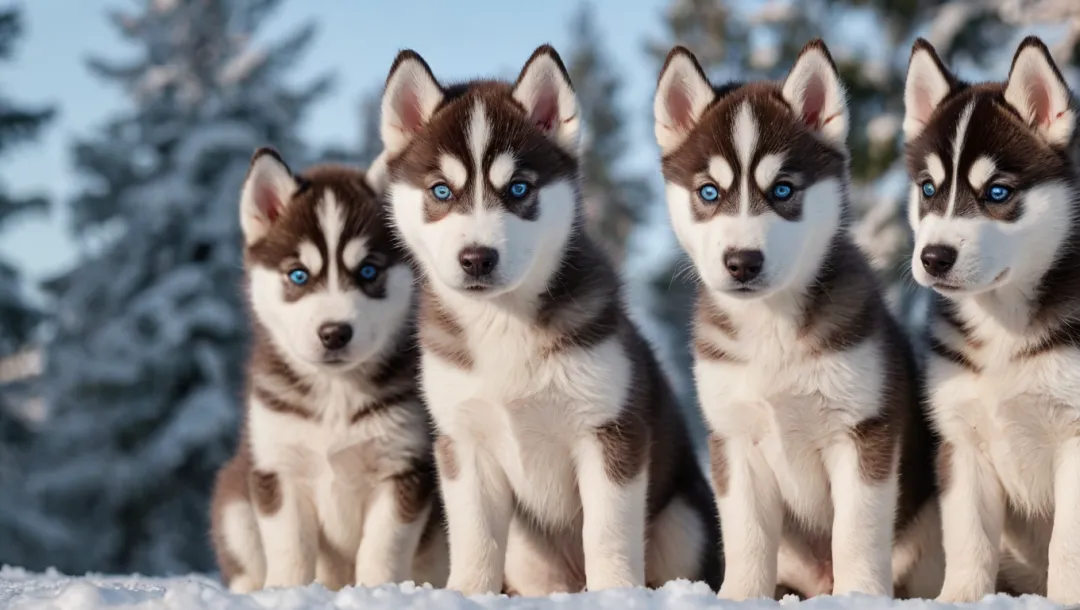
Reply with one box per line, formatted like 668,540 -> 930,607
24,0 -> 330,576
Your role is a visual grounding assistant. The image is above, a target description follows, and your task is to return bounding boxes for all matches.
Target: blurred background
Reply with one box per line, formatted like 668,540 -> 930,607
0,0 -> 1076,579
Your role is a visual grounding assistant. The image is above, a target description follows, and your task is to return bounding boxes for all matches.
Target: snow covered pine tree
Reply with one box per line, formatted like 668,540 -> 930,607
29,0 -> 330,576
0,4 -> 60,571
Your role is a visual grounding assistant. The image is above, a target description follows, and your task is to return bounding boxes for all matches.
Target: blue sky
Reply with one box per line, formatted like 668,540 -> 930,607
0,0 -> 671,282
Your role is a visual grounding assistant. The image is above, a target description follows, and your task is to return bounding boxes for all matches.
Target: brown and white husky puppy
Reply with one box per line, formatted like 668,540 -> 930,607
377,45 -> 721,596
904,35 -> 1080,604
653,39 -> 943,600
210,149 -> 447,592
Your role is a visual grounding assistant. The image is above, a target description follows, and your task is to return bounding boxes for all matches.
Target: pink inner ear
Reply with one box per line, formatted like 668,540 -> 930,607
665,81 -> 693,130
1027,78 -> 1053,127
800,74 -> 826,129
529,77 -> 559,132
913,86 -> 935,125
255,183 -> 283,224
395,85 -> 425,134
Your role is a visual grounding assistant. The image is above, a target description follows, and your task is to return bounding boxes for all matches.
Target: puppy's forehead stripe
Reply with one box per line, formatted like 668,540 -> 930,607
709,156 -> 734,190
946,100 -> 976,218
298,240 -> 322,275
317,190 -> 344,289
926,154 -> 945,185
968,156 -> 996,192
732,102 -> 758,174
467,100 -> 490,213
467,101 -> 490,178
732,102 -> 758,216
342,237 -> 368,270
489,152 -> 515,189
754,153 -> 785,191
439,154 -> 467,190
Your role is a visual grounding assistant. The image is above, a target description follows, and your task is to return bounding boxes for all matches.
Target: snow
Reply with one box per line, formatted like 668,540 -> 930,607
0,568 -> 1066,610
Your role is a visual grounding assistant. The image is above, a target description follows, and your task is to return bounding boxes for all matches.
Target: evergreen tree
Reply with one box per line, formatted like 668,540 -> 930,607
0,4 -> 59,568
29,0 -> 330,576
566,2 -> 652,264
0,5 -> 53,425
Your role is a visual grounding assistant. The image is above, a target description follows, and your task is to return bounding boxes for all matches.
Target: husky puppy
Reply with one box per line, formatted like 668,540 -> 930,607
653,39 -> 942,600
209,149 -> 447,592
903,35 -> 1080,604
376,45 -> 721,596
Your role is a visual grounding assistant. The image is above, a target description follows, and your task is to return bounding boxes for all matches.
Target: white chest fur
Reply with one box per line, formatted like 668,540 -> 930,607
929,316 -> 1080,513
421,303 -> 631,529
695,308 -> 886,525
248,378 -> 426,531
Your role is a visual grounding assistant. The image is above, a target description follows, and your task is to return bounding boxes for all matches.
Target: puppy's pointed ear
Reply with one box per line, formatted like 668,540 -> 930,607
513,44 -> 580,154
364,150 -> 389,196
1005,36 -> 1075,147
903,38 -> 956,142
380,50 -> 444,155
782,39 -> 848,146
653,46 -> 714,155
240,147 -> 298,245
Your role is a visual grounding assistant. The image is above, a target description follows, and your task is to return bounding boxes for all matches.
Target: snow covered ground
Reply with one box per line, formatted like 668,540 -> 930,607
0,568 -> 1069,610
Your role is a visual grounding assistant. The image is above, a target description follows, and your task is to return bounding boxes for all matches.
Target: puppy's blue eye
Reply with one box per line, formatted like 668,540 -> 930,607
508,182 -> 530,198
432,184 -> 452,201
698,184 -> 719,202
922,182 -> 936,198
288,268 -> 309,285
358,264 -> 378,281
771,183 -> 794,201
987,184 -> 1013,203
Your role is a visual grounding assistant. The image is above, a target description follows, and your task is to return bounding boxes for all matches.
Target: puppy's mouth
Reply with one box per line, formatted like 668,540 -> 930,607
458,276 -> 502,295
320,355 -> 351,367
319,350 -> 362,368
932,269 -> 1010,295
719,282 -> 767,298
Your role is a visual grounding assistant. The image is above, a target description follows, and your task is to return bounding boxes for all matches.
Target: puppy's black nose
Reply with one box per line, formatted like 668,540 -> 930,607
723,249 -> 765,283
318,323 -> 353,350
920,245 -> 958,277
458,246 -> 499,278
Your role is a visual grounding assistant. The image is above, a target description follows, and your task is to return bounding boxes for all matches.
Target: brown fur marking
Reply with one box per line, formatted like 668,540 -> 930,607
252,384 -> 312,420
350,389 -> 418,424
937,440 -> 954,493
596,406 -> 649,485
418,286 -> 474,370
251,470 -> 282,516
393,457 -> 438,524
851,412 -> 896,483
709,433 -> 729,498
434,435 -> 459,481
693,337 -> 739,362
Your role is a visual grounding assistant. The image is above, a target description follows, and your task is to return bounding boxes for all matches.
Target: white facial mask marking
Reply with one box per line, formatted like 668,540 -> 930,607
945,101 -> 976,218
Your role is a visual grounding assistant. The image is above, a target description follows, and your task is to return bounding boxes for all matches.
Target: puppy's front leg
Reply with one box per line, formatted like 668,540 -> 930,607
936,439 -> 1004,603
576,427 -> 647,590
1048,440 -> 1080,604
716,436 -> 783,600
253,471 -> 318,588
355,470 -> 433,587
438,436 -> 512,595
824,435 -> 896,597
